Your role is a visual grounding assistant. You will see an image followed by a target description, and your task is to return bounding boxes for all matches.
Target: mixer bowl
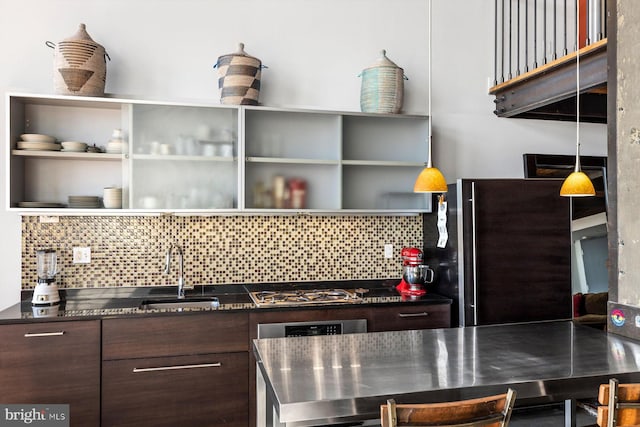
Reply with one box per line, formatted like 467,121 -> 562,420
402,265 -> 434,285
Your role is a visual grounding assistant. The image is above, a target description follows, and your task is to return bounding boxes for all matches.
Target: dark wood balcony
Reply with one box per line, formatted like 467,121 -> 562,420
490,0 -> 607,123
490,39 -> 606,123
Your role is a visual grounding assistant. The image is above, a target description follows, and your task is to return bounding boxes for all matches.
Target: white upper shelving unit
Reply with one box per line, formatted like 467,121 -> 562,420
6,92 -> 432,215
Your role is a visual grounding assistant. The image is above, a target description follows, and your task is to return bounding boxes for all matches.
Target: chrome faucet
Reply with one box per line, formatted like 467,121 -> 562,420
164,244 -> 192,298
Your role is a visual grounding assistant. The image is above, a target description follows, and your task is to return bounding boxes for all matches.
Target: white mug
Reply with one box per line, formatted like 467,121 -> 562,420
103,199 -> 122,209
149,141 -> 161,155
140,196 -> 159,209
103,187 -> 122,209
203,144 -> 217,157
219,143 -> 233,157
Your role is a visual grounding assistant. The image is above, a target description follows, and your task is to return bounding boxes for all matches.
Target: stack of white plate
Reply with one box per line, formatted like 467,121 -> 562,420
18,134 -> 60,151
103,187 -> 122,209
68,195 -> 101,209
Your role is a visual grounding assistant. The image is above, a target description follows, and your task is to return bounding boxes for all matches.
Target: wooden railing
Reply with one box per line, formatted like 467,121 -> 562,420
493,0 -> 607,86
490,0 -> 608,122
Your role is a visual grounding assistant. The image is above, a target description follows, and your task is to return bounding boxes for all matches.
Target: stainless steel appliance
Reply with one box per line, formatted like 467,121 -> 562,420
257,319 -> 367,339
426,179 -> 572,327
249,288 -> 364,308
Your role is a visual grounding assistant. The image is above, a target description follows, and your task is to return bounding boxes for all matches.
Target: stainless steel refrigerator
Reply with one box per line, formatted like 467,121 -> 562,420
425,179 -> 572,327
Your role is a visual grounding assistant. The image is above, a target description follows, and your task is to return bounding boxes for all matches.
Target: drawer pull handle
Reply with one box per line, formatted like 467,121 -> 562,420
24,331 -> 65,337
398,312 -> 430,318
132,362 -> 222,373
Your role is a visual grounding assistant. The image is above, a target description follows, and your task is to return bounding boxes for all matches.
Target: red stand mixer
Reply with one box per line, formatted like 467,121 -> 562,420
396,247 -> 434,296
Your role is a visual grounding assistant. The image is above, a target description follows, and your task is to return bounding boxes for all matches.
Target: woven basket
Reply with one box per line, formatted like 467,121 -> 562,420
360,50 -> 406,114
47,23 -> 109,97
215,43 -> 264,105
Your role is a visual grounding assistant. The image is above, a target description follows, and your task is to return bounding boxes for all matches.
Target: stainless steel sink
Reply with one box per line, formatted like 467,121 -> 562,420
139,297 -> 220,310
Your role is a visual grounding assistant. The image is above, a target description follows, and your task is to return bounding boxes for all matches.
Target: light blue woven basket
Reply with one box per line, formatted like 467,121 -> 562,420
359,50 -> 407,114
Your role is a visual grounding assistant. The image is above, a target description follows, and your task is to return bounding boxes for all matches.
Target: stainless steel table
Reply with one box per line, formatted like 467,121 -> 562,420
254,320 -> 640,427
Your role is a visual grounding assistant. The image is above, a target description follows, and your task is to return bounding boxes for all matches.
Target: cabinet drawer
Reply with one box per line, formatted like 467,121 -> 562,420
0,320 -> 100,426
103,312 -> 248,360
369,304 -> 451,332
102,352 -> 248,427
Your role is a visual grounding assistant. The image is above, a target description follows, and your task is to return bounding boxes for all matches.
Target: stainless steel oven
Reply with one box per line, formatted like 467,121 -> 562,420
257,319 -> 367,339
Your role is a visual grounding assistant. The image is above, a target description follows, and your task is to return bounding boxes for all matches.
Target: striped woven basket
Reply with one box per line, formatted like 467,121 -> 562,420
46,24 -> 109,97
215,43 -> 264,105
360,50 -> 406,114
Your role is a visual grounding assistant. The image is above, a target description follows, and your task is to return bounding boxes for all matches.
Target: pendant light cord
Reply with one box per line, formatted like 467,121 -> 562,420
414,0 -> 447,193
575,0 -> 581,173
427,0 -> 433,168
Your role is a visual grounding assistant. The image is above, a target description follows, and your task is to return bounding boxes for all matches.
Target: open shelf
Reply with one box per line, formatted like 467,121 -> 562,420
7,92 -> 432,214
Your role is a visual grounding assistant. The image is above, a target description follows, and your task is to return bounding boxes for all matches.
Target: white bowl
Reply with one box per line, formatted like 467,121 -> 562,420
21,133 -> 56,143
61,141 -> 87,152
106,141 -> 124,154
103,200 -> 122,209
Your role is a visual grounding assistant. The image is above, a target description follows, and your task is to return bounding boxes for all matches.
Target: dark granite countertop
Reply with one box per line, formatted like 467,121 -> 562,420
0,279 -> 452,323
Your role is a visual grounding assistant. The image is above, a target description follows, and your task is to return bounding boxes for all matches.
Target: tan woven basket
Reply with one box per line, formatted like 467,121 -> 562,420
360,50 -> 406,114
215,43 -> 264,105
47,23 -> 109,97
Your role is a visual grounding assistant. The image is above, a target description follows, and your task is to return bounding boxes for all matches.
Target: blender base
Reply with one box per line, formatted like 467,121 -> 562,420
31,282 -> 60,305
396,280 -> 426,296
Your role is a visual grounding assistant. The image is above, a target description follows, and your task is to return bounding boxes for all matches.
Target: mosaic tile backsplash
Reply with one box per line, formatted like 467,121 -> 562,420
22,215 -> 423,289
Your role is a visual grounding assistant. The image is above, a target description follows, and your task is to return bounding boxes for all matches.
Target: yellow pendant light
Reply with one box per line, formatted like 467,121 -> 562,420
414,0 -> 447,194
560,0 -> 595,197
560,144 -> 596,196
414,136 -> 447,193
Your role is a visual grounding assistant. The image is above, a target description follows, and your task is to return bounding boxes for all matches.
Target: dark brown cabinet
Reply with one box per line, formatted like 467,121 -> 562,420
0,320 -> 101,427
102,353 -> 248,427
368,303 -> 451,332
102,312 -> 249,427
0,298 -> 450,427
102,311 -> 248,359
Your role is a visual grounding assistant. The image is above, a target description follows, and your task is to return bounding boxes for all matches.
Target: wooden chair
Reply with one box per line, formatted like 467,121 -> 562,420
380,389 -> 517,427
595,378 -> 640,426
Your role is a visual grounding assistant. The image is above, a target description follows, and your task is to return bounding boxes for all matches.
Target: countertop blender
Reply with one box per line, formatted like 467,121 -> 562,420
396,247 -> 434,296
31,248 -> 60,305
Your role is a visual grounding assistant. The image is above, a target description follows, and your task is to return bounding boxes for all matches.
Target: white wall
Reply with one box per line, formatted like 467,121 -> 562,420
0,0 -> 607,309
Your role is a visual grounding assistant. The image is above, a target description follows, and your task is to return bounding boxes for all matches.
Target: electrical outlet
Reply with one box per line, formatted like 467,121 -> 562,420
384,244 -> 393,259
73,247 -> 91,264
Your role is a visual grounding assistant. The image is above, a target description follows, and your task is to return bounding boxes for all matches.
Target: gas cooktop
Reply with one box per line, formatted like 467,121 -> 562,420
249,288 -> 366,307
